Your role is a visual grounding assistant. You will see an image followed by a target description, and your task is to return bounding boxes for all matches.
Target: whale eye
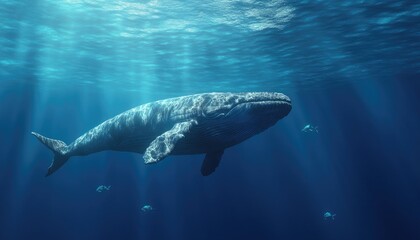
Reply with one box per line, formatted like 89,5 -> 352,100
206,109 -> 225,119
204,104 -> 226,119
202,94 -> 237,119
203,101 -> 228,119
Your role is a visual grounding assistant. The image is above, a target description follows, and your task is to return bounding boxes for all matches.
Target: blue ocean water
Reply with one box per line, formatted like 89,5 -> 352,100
0,0 -> 419,239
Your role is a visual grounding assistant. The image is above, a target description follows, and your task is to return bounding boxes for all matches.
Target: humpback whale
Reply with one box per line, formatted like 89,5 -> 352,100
32,92 -> 292,176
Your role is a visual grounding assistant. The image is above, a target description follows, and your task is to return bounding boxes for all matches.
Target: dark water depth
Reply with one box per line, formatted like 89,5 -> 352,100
0,1 -> 419,240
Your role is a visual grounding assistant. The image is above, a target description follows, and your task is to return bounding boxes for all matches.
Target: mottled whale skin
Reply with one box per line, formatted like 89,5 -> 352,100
32,92 -> 292,176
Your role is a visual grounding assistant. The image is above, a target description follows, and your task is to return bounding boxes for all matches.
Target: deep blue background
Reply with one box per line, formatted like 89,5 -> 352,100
1,79 -> 419,240
1,0 -> 420,240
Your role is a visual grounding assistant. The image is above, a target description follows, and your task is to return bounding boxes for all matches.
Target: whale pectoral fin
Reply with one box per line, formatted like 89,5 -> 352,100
201,150 -> 224,176
144,120 -> 197,164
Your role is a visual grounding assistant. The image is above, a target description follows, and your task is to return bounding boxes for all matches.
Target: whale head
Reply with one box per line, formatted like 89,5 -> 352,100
200,92 -> 291,145
203,92 -> 291,121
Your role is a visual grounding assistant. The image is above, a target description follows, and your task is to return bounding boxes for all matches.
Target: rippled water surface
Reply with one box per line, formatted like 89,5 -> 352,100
1,0 -> 418,95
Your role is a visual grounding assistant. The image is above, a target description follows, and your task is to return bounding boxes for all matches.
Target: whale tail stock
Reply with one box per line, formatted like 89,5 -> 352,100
31,132 -> 70,177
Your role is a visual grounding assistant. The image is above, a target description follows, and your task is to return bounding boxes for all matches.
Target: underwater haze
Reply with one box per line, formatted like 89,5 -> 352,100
0,0 -> 419,240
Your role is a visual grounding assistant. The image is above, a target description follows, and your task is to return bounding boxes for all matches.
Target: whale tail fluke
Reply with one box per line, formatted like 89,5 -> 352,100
31,132 -> 70,177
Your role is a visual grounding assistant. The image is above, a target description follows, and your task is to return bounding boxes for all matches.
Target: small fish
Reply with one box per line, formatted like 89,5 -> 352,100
302,124 -> 318,133
96,185 -> 111,192
141,204 -> 153,212
323,211 -> 336,220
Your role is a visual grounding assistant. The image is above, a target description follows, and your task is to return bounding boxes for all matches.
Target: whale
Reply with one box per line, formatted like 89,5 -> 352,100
32,92 -> 292,176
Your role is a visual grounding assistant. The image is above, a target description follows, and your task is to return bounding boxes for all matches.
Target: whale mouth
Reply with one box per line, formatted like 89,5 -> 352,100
227,99 -> 292,117
234,93 -> 291,108
203,92 -> 292,119
234,99 -> 291,108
